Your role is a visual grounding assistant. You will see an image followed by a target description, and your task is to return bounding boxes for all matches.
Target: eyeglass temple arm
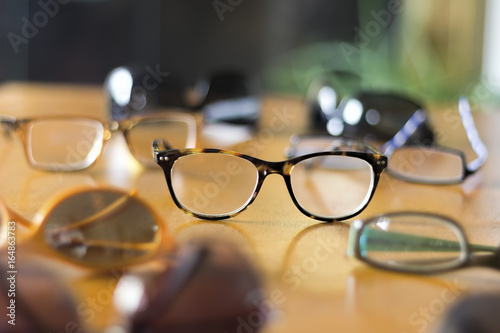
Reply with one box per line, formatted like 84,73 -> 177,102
468,251 -> 500,269
379,97 -> 488,172
131,244 -> 208,325
52,239 -> 158,251
380,109 -> 428,156
0,115 -> 17,138
3,203 -> 37,230
325,137 -> 383,155
152,139 -> 173,153
458,97 -> 488,172
152,139 -> 174,165
348,226 -> 498,254
44,190 -> 138,235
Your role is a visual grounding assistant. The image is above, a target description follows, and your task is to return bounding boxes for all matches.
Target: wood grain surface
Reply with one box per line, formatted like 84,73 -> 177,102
1,83 -> 500,333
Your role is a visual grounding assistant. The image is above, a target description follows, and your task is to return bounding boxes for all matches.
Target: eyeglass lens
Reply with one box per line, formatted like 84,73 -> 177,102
290,156 -> 374,218
171,153 -> 258,217
358,214 -> 466,271
27,119 -> 104,170
127,119 -> 191,165
332,93 -> 428,142
42,190 -> 160,266
25,117 -> 193,170
387,147 -> 464,183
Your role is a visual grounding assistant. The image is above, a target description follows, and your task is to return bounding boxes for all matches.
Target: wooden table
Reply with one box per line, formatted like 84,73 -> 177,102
1,83 -> 500,333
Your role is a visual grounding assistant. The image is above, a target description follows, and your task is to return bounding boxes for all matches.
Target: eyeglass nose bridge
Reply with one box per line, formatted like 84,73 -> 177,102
256,160 -> 290,178
252,160 -> 294,198
244,160 -> 294,211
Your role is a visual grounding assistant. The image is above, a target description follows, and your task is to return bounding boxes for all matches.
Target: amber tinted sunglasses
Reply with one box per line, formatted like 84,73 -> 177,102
0,187 -> 174,269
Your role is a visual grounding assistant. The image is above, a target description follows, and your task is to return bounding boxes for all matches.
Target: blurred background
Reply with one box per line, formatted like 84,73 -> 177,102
0,0 -> 499,106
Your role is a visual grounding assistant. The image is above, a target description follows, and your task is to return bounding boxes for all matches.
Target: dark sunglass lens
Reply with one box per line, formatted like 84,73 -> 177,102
339,92 -> 434,143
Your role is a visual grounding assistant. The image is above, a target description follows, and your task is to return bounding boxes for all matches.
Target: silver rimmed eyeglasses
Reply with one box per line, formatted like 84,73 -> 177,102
152,140 -> 387,222
0,112 -> 196,171
379,97 -> 488,184
287,97 -> 488,185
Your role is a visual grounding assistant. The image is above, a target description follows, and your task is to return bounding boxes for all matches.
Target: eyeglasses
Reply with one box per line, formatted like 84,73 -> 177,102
0,187 -> 174,269
347,212 -> 499,274
0,240 -> 264,333
0,112 -> 196,171
288,97 -> 487,185
381,97 -> 488,184
153,140 -> 387,222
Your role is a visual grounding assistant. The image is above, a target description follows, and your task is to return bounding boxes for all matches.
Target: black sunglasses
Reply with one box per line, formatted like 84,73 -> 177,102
306,78 -> 435,144
105,66 -> 260,126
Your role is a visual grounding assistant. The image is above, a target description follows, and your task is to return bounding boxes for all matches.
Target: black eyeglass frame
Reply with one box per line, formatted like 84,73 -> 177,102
153,140 -> 387,222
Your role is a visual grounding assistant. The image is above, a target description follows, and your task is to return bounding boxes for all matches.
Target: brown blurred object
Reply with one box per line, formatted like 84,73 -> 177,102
433,293 -> 500,333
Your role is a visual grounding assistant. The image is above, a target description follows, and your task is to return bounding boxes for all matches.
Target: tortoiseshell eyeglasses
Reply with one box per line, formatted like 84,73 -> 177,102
153,140 -> 387,222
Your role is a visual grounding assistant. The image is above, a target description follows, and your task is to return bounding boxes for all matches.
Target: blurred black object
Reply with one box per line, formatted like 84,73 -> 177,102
0,259 -> 81,333
105,65 -> 187,120
195,71 -> 261,125
306,77 -> 435,144
105,66 -> 261,126
115,241 -> 266,333
0,240 -> 266,333
436,293 -> 500,333
1,1 -> 360,85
